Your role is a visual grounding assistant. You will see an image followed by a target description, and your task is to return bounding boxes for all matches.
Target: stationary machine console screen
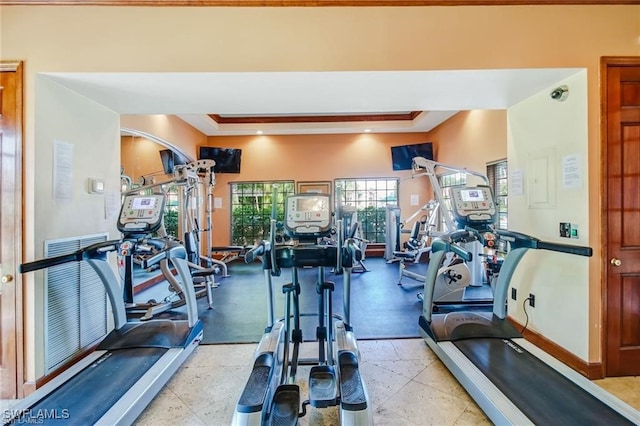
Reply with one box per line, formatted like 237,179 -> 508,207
450,186 -> 496,227
285,194 -> 332,237
118,193 -> 166,234
459,189 -> 485,202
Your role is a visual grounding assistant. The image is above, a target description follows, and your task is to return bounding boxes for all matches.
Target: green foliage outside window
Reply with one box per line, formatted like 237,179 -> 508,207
164,209 -> 179,238
335,178 -> 398,244
356,205 -> 389,243
230,181 -> 295,246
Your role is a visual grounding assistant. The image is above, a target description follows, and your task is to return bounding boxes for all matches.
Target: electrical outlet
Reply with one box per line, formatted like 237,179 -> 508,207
529,293 -> 535,307
511,288 -> 517,301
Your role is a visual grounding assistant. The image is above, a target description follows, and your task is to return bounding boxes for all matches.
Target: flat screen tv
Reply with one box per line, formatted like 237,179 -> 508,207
198,147 -> 242,174
159,149 -> 189,175
391,142 -> 434,171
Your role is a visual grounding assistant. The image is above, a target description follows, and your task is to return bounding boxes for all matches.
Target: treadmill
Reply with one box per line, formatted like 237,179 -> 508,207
419,186 -> 640,425
7,193 -> 203,425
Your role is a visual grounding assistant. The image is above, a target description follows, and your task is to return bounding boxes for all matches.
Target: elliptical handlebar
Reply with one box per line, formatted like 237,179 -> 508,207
336,219 -> 344,274
269,185 -> 281,276
245,240 -> 271,264
141,240 -> 187,269
344,238 -> 363,263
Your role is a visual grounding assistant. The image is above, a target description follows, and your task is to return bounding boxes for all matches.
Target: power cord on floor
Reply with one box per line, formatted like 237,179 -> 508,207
521,296 -> 532,334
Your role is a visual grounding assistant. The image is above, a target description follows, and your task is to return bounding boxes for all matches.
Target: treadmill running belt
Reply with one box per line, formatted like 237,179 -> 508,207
14,347 -> 166,425
454,338 -> 634,426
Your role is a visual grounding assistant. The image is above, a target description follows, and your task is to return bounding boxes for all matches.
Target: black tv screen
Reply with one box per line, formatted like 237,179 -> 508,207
391,142 -> 433,171
198,147 -> 242,174
159,149 -> 189,175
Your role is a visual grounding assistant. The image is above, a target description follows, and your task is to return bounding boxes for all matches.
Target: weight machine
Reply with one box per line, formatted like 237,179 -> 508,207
121,159 -> 227,320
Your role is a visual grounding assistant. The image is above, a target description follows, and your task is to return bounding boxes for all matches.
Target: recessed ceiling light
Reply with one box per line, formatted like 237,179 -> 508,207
256,130 -> 263,135
364,129 -> 372,133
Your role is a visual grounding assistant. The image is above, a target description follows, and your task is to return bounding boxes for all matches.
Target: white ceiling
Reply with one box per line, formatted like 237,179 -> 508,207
42,68 -> 582,136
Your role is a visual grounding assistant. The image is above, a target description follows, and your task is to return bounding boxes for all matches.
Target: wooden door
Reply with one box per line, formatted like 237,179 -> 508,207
603,57 -> 640,376
0,61 -> 23,398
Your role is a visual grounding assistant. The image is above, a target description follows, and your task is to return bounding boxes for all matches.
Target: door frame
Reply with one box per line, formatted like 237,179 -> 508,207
600,56 -> 640,377
0,60 -> 24,398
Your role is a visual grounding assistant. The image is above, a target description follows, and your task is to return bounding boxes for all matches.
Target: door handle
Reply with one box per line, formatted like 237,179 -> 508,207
610,258 -> 622,267
1,274 -> 13,283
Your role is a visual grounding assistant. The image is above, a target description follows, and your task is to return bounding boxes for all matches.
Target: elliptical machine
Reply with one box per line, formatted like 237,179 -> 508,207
232,187 -> 372,426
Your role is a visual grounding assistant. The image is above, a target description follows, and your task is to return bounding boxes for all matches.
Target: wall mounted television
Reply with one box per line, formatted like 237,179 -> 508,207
391,142 -> 434,171
159,149 -> 189,175
198,147 -> 242,174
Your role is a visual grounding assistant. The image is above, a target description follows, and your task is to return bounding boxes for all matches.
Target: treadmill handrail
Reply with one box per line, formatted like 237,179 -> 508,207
19,239 -> 120,273
423,229 -> 593,321
20,239 -> 129,329
492,230 -> 592,319
495,229 -> 592,257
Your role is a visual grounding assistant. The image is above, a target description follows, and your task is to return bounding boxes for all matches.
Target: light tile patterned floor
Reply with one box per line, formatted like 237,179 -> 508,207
2,338 -> 638,425
134,338 -> 640,425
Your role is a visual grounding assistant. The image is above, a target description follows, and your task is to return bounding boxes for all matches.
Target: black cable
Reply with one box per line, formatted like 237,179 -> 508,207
520,296 -> 531,334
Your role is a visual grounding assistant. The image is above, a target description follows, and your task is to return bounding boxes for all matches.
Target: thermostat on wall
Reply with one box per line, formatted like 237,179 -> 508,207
89,178 -> 105,194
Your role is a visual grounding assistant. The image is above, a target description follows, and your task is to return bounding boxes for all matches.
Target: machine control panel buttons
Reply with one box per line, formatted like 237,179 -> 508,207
117,193 -> 166,234
285,194 -> 332,237
450,186 -> 497,226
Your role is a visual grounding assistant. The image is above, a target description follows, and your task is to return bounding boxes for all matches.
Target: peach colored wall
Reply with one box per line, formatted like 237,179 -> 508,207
122,112 -> 507,249
202,132 -> 432,244
429,110 -> 507,171
121,136 -> 172,183
120,114 -> 207,160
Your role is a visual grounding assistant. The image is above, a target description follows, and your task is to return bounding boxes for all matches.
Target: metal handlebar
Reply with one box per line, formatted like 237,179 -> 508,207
344,238 -> 363,263
495,229 -> 592,256
431,238 -> 473,262
245,240 -> 271,263
19,240 -> 120,273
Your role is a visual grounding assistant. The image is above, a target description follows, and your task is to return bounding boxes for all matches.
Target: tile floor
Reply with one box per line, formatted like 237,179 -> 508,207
134,338 -> 640,425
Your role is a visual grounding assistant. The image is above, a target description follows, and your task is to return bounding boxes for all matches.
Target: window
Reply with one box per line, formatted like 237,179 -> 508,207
163,185 -> 180,238
230,181 -> 295,245
438,172 -> 467,231
487,160 -> 508,230
133,184 -> 180,239
334,178 -> 399,243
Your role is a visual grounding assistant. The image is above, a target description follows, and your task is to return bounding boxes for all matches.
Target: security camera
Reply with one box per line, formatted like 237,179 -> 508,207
550,85 -> 569,102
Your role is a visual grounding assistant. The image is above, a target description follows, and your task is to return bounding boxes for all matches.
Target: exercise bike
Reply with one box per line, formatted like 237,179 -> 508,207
232,189 -> 373,426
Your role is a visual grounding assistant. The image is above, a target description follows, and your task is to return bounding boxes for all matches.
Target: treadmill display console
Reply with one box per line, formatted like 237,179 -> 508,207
118,193 -> 166,234
285,193 -> 332,238
450,186 -> 497,227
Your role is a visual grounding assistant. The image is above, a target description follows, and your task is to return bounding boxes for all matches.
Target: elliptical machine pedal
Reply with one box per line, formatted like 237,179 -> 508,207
338,351 -> 367,411
308,365 -> 338,408
268,384 -> 301,425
